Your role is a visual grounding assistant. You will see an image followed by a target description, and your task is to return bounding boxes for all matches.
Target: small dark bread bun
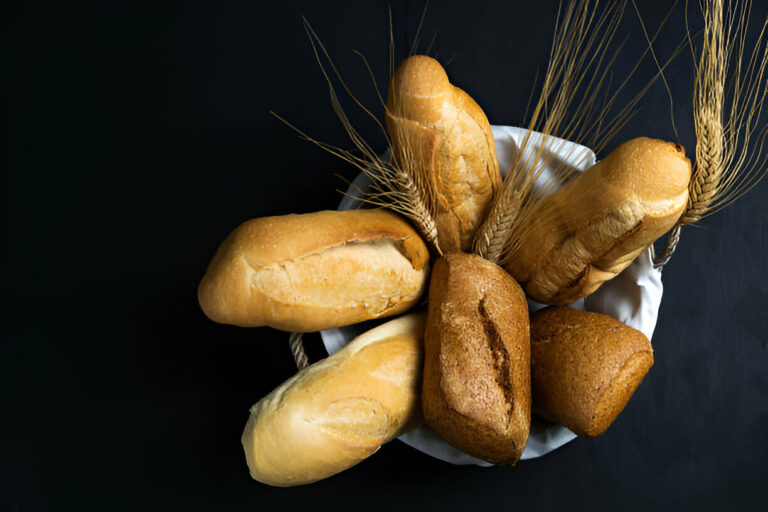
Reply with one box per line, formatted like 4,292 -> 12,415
530,307 -> 653,438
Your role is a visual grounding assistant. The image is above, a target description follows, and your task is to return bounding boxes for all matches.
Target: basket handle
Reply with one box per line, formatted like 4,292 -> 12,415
652,225 -> 681,269
288,332 -> 310,370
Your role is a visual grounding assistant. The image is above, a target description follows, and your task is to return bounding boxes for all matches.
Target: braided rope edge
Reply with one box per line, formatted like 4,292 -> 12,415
653,225 -> 681,270
288,332 -> 309,370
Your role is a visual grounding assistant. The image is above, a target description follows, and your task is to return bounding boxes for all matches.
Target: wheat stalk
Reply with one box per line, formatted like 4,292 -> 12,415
476,1 -> 683,265
365,124 -> 443,254
681,0 -> 768,225
655,0 -> 768,266
679,0 -> 727,225
477,0 -> 675,265
273,19 -> 444,254
474,1 -> 604,263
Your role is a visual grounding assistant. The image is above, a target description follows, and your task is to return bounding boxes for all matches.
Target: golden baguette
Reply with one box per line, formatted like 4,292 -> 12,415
504,137 -> 691,305
241,312 -> 426,487
198,209 -> 429,331
386,55 -> 502,253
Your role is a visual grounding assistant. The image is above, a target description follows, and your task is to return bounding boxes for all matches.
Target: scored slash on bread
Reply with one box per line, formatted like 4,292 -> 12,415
386,55 -> 502,253
422,253 -> 530,465
198,209 -> 430,331
241,312 -> 427,487
504,137 -> 691,305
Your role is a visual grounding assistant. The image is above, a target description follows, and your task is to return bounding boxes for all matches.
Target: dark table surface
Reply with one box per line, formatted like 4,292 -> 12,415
4,1 -> 767,510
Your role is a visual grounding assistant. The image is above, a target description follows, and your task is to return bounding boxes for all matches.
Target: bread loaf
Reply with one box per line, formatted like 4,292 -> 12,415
198,209 -> 430,331
422,253 -> 530,464
530,307 -> 653,438
505,137 -> 691,305
386,55 -> 502,253
241,312 -> 426,487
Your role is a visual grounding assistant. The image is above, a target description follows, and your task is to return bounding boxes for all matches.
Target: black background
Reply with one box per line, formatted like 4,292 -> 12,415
3,1 -> 767,510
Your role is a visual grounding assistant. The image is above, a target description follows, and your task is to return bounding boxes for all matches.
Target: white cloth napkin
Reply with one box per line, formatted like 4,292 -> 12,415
321,125 -> 663,464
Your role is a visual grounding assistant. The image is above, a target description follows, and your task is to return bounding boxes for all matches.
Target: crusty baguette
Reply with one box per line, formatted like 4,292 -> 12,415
530,307 -> 654,438
386,55 -> 502,253
198,209 -> 430,331
241,312 -> 426,487
505,137 -> 691,305
422,253 -> 530,464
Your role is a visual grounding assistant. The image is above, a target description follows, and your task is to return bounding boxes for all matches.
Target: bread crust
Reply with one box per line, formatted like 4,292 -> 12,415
198,209 -> 430,331
242,312 -> 426,486
386,55 -> 501,252
530,307 -> 654,438
505,137 -> 691,305
422,253 -> 530,464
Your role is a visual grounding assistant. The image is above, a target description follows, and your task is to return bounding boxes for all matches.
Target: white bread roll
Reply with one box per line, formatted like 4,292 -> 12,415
386,55 -> 502,253
505,137 -> 691,305
241,312 -> 426,486
198,209 -> 430,331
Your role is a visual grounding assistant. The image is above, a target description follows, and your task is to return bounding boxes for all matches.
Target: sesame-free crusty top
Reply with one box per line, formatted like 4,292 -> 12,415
422,253 -> 530,464
386,55 -> 502,253
198,209 -> 430,331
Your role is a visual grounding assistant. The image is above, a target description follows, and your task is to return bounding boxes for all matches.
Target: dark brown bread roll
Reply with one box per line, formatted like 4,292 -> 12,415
422,252 -> 530,464
530,307 -> 654,438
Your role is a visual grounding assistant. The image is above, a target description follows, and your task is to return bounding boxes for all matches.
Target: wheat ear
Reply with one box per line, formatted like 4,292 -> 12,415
683,0 -> 768,225
485,0 -> 683,267
274,20 -> 443,254
477,0 -> 640,264
679,0 -> 727,225
657,0 -> 768,266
